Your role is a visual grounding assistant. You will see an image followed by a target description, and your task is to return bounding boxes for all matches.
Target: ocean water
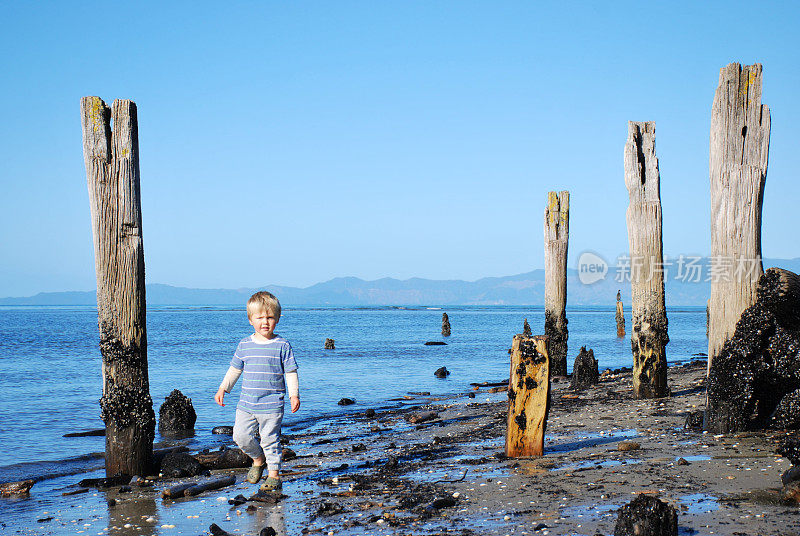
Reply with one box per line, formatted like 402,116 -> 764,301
0,305 -> 706,484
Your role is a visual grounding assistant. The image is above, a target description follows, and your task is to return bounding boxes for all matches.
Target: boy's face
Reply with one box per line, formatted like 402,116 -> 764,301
249,308 -> 278,340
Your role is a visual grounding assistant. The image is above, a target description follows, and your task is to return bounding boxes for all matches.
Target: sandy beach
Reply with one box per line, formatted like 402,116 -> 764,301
6,360 -> 800,536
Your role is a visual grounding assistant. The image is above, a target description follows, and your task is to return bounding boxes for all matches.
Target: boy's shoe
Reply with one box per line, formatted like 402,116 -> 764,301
246,464 -> 265,484
259,477 -> 282,491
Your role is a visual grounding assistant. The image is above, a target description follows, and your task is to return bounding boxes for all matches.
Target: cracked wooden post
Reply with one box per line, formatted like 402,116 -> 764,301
505,335 -> 550,457
544,191 -> 568,376
81,96 -> 155,476
616,290 -> 625,337
624,121 -> 669,399
441,312 -> 451,337
708,63 -> 770,374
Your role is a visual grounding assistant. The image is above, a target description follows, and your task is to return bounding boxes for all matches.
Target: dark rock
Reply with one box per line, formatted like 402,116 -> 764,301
434,367 -> 450,378
778,435 -> 800,465
782,481 -> 800,504
782,465 -> 800,486
523,318 -> 532,337
405,411 -> 438,424
158,389 -> 197,434
425,341 -> 447,346
468,392 -> 476,398
118,485 -> 132,493
684,410 -> 704,430
196,447 -> 251,469
533,523 -> 547,531
614,494 -> 677,536
209,523 -> 233,536
430,497 -> 456,509
259,528 -> 277,536
63,429 -> 105,438
107,498 -> 116,507
212,426 -> 233,435
228,494 -> 248,506
78,473 -> 130,489
365,409 -> 376,418
383,456 -> 399,471
159,452 -> 207,478
677,458 -> 690,466
316,500 -> 345,516
36,517 -> 53,523
408,391 -> 431,396
442,313 -> 451,337
706,269 -> 800,433
250,491 -> 287,504
352,443 -> 367,452
571,346 -> 599,389
282,447 -> 297,461
338,398 -> 355,406
325,338 -> 335,350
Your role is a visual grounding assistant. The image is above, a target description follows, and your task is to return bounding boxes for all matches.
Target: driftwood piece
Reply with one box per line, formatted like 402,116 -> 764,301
706,268 -> 800,433
505,335 -> 550,457
80,96 -> 155,476
708,63 -> 770,372
1,479 -> 35,497
544,191 -> 569,376
624,121 -> 669,398
616,291 -> 625,337
184,475 -> 237,496
441,312 -> 451,337
161,482 -> 195,499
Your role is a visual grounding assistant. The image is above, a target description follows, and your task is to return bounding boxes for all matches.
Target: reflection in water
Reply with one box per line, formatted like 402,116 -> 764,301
106,494 -> 158,536
249,503 -> 286,536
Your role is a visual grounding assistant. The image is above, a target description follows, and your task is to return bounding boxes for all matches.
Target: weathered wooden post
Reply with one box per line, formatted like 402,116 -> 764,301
505,335 -> 550,457
81,96 -> 155,476
616,290 -> 625,337
522,318 -> 532,337
624,121 -> 669,398
708,63 -> 770,373
544,191 -> 569,376
441,312 -> 451,337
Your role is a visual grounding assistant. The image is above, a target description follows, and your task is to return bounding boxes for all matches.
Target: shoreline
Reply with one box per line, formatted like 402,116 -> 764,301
4,362 -> 799,535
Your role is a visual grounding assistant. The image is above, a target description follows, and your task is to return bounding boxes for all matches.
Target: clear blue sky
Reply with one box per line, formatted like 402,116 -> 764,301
1,1 -> 798,297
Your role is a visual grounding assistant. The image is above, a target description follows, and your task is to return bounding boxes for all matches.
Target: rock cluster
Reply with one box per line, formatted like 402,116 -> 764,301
158,389 -> 197,434
570,346 -> 598,389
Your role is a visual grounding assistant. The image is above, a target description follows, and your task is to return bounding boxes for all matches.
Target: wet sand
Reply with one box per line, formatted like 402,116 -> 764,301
6,361 -> 800,536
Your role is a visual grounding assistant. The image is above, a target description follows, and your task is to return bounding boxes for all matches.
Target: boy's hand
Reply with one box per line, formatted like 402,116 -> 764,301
214,388 -> 226,407
290,396 -> 300,413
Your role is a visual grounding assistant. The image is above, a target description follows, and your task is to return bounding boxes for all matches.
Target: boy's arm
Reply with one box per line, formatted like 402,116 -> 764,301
214,366 -> 243,406
286,371 -> 300,413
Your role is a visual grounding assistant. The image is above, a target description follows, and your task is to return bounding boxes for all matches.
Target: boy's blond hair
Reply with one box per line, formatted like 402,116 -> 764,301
247,291 -> 281,320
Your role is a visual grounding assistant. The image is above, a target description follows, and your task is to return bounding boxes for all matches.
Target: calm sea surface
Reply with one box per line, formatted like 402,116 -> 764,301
0,305 -> 706,483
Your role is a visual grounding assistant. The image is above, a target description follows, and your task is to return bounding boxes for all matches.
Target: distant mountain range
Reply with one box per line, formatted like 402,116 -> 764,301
3,258 -> 799,307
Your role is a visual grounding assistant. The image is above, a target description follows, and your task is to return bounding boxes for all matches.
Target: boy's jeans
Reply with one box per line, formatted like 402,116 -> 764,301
232,409 -> 284,472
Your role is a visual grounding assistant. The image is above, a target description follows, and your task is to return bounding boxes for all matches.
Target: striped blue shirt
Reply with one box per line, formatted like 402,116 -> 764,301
231,335 -> 298,414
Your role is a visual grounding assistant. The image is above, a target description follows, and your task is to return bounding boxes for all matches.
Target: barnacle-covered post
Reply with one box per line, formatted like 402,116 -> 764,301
441,312 -> 451,337
708,63 -> 770,373
544,191 -> 569,376
624,121 -> 669,398
616,290 -> 625,337
505,335 -> 550,457
81,96 -> 155,476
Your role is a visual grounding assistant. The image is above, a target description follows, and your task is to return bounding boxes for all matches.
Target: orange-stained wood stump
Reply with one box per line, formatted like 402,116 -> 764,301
505,335 -> 550,457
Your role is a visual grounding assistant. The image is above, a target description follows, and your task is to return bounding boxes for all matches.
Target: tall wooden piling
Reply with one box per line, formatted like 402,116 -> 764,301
544,191 -> 569,376
441,312 -> 451,337
708,63 -> 770,373
616,290 -> 625,338
81,96 -> 155,476
624,121 -> 669,399
505,335 -> 550,457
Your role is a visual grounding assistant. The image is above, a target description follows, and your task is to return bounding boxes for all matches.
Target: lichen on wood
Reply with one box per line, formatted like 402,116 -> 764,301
708,63 -> 770,372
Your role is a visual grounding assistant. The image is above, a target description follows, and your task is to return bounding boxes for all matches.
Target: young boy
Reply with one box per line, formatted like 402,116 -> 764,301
214,291 -> 300,491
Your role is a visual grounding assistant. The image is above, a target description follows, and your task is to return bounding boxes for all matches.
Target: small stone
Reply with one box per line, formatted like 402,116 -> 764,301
282,448 -> 297,461
107,498 -> 116,507
677,458 -> 690,466
352,443 -> 367,452
430,497 -> 456,509
338,398 -> 356,406
118,485 -> 132,493
782,481 -> 800,504
434,367 -> 450,378
325,338 -> 335,350
618,441 -> 641,452
365,409 -> 376,418
212,426 -> 234,435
